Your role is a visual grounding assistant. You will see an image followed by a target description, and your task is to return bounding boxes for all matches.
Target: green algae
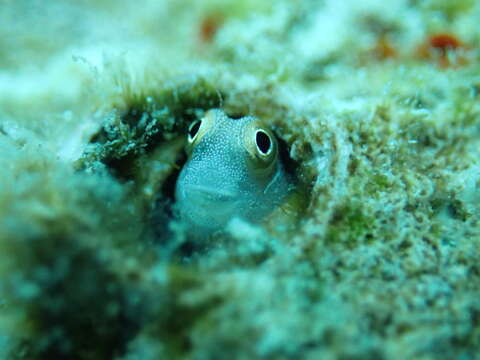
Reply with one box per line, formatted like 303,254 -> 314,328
79,76 -> 222,176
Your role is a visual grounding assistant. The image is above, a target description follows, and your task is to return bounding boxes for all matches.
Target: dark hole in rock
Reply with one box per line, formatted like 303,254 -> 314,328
103,154 -> 138,181
277,135 -> 299,177
151,151 -> 186,245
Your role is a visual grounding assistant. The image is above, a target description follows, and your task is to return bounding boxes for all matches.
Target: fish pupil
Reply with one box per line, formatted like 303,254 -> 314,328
188,120 -> 202,141
256,130 -> 271,154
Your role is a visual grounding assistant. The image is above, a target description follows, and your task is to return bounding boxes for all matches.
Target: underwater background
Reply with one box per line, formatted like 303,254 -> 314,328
1,0 -> 480,358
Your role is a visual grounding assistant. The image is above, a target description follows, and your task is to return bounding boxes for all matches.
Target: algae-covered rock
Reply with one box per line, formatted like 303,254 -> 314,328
1,0 -> 480,359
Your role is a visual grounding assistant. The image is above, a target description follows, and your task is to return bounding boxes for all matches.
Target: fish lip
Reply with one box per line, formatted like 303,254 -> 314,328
183,184 -> 237,201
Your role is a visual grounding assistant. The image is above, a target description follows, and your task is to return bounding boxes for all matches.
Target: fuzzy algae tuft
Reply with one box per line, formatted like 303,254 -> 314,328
1,0 -> 480,359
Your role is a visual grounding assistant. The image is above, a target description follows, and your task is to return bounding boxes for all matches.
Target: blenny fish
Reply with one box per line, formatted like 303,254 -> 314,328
175,109 -> 291,237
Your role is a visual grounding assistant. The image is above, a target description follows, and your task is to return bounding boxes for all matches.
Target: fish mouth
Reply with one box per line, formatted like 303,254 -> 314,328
177,184 -> 239,227
184,185 -> 237,202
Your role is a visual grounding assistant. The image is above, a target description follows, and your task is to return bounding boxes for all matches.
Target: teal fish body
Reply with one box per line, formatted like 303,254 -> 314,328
175,109 -> 290,237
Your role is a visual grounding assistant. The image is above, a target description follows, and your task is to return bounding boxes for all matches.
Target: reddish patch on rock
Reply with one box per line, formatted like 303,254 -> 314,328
373,36 -> 397,60
429,33 -> 462,52
417,33 -> 469,68
199,14 -> 223,43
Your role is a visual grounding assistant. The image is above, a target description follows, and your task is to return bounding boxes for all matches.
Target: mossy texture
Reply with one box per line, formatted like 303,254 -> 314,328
1,0 -> 480,359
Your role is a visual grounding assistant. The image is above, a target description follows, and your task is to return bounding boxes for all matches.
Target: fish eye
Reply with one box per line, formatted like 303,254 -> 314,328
188,120 -> 202,143
244,122 -> 277,169
255,130 -> 272,155
186,111 -> 217,149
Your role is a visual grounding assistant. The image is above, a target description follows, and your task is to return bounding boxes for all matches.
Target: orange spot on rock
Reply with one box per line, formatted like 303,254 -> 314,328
373,36 -> 397,60
417,32 -> 469,69
199,14 -> 223,43
429,33 -> 462,52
